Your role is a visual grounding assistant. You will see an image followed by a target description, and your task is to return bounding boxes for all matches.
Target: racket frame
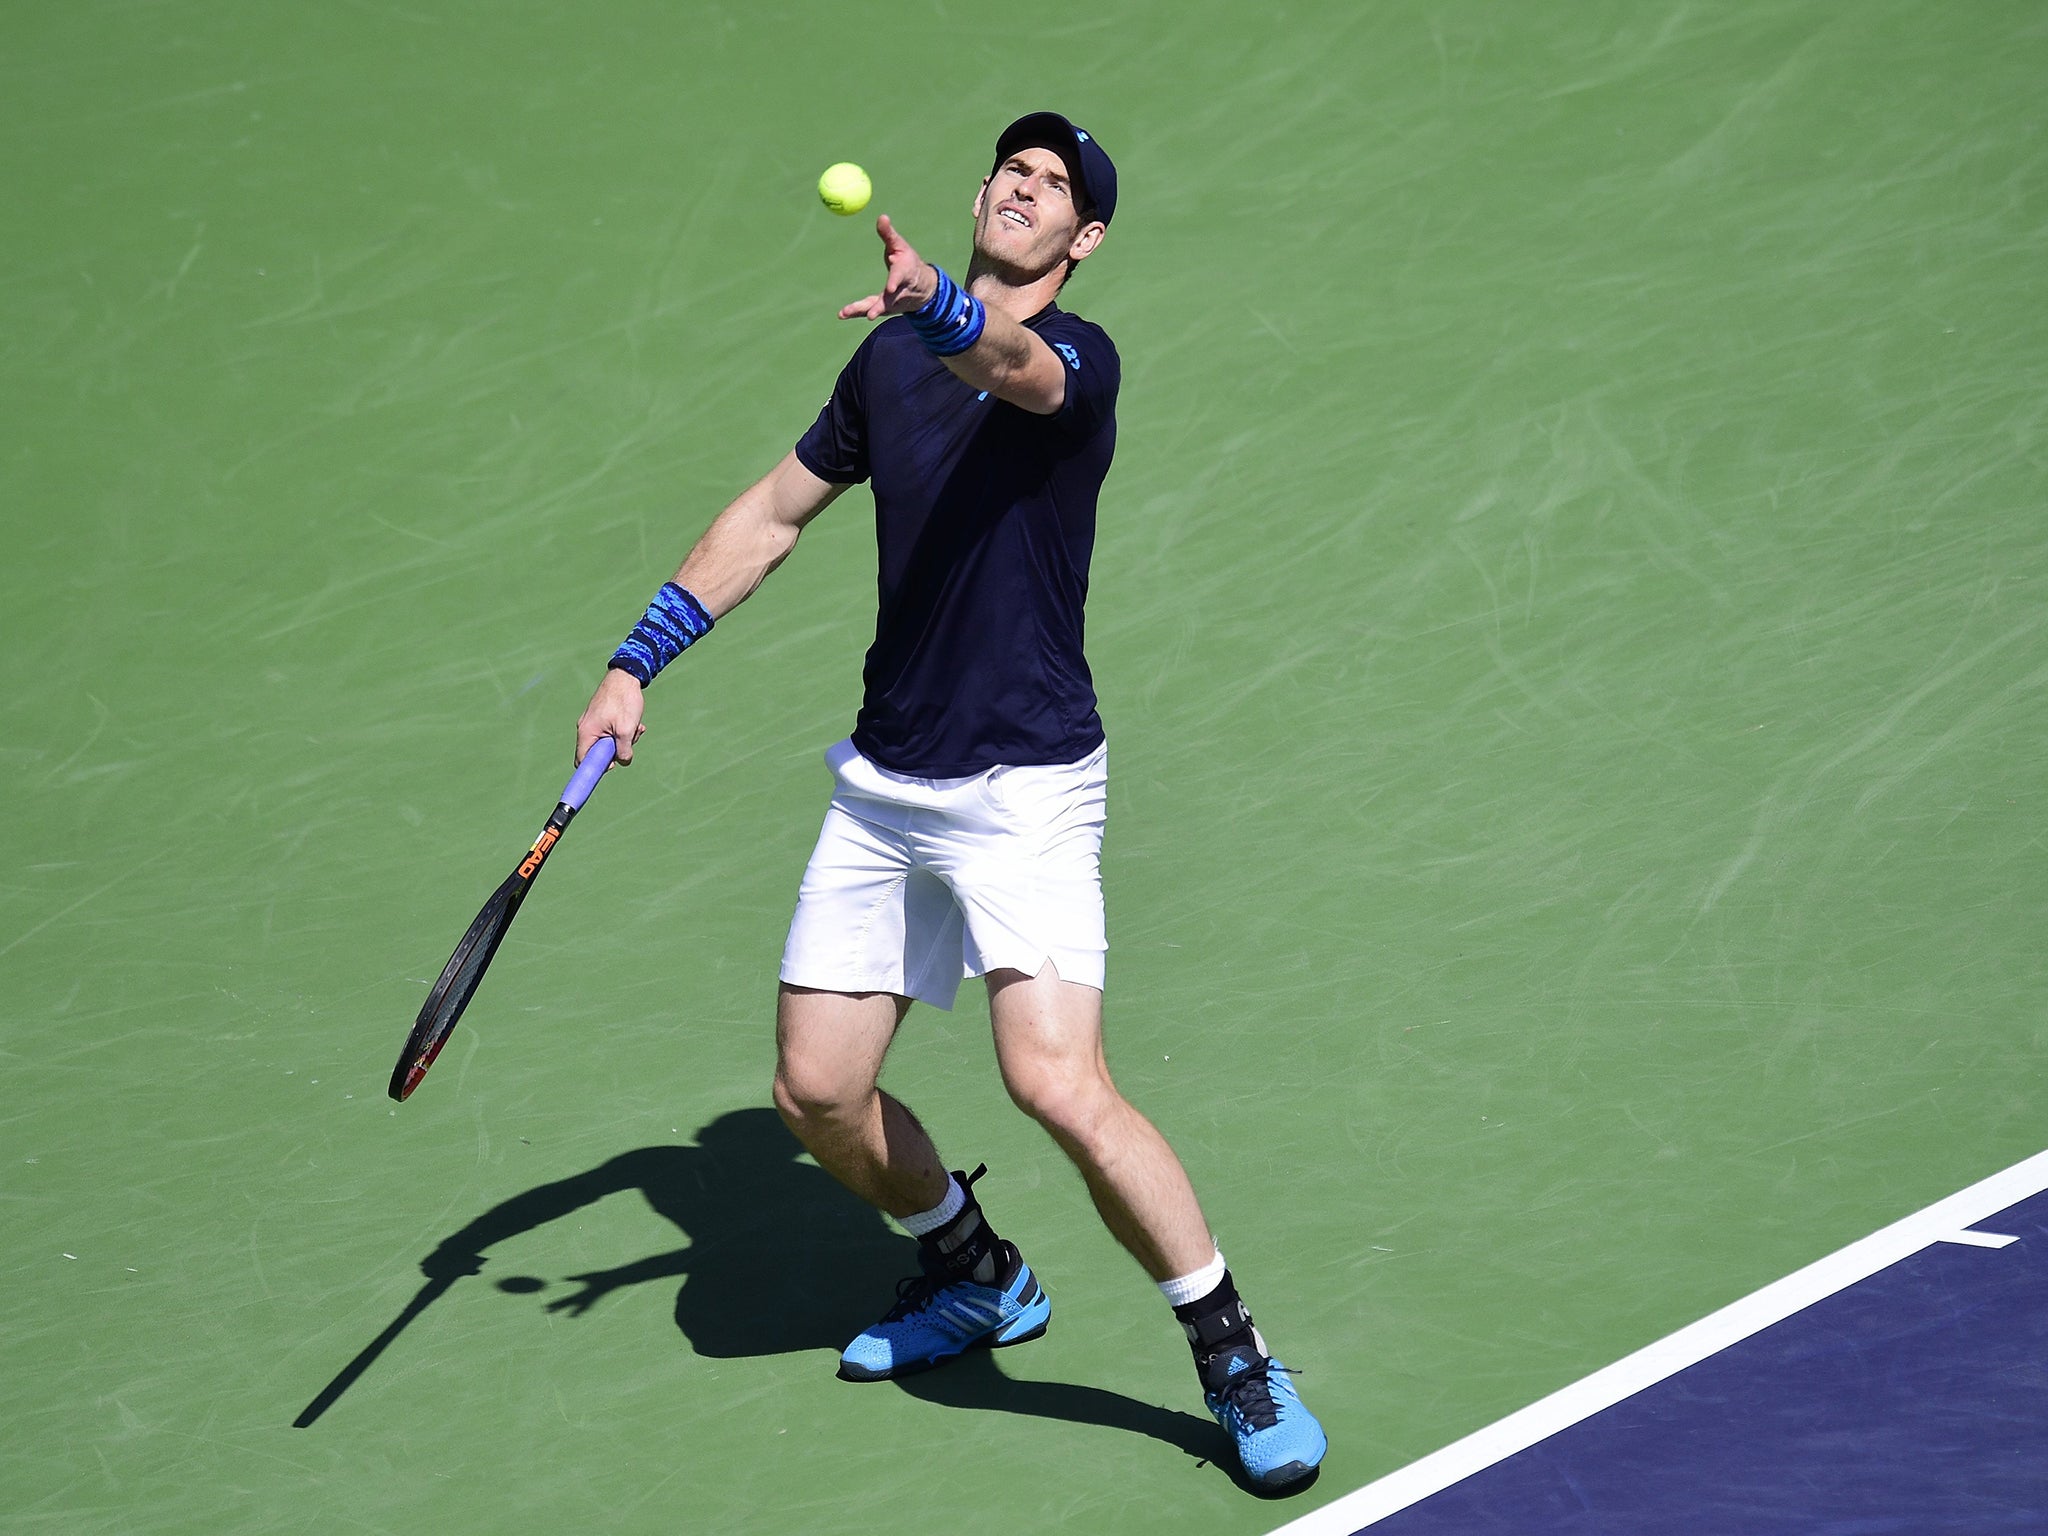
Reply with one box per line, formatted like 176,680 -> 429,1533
387,739 -> 616,1101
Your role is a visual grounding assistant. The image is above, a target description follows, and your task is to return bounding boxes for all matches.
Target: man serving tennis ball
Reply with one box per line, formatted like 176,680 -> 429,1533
574,113 -> 1326,1492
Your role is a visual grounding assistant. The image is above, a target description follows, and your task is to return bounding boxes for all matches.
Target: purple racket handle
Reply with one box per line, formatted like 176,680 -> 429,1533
561,736 -> 618,812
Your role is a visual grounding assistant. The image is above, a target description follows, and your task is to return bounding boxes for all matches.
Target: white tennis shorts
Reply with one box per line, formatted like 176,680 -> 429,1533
778,737 -> 1109,1010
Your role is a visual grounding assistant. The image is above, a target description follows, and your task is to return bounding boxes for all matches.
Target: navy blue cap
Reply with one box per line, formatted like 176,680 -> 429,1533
992,112 -> 1117,226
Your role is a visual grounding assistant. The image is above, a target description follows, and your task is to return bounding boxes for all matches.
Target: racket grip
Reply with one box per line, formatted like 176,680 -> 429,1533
562,736 -> 618,811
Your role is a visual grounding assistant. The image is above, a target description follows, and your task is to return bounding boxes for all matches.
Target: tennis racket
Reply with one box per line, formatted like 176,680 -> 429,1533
388,736 -> 618,1102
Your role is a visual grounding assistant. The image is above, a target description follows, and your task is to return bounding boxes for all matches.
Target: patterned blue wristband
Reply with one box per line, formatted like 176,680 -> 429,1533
907,266 -> 987,357
608,582 -> 714,686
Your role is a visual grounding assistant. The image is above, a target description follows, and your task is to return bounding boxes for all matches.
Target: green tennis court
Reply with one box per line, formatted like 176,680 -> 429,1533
5,3 -> 2042,1531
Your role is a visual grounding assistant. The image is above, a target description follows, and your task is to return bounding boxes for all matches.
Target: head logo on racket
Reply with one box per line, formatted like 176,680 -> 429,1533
518,826 -> 561,878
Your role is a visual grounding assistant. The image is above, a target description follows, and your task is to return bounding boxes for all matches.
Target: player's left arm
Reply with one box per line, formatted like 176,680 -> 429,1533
934,303 -> 1066,413
838,215 -> 1068,415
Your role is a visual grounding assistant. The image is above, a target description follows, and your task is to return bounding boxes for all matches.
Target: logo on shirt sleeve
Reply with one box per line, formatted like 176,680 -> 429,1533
1052,341 -> 1081,371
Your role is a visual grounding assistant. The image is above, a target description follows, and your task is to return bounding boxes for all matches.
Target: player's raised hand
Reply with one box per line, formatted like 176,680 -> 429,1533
839,215 -> 938,320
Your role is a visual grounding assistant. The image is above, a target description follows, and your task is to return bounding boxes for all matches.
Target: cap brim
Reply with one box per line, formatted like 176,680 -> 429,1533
993,112 -> 1102,221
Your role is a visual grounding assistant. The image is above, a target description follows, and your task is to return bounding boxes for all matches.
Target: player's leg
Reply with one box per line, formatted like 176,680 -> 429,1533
771,983 -> 945,1217
986,964 -> 1327,1491
777,742 -> 1051,1380
939,748 -> 1217,1286
983,964 -> 1210,1279
777,984 -> 1052,1381
776,741 -> 966,1218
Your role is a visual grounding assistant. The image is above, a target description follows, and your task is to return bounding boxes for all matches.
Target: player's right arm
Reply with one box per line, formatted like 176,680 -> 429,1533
576,451 -> 844,766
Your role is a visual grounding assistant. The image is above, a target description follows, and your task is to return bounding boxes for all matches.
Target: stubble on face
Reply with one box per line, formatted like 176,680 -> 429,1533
972,146 -> 1088,284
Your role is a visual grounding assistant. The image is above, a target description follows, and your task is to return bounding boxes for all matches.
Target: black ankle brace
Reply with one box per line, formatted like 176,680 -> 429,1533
1173,1270 -> 1259,1368
922,1163 -> 1000,1284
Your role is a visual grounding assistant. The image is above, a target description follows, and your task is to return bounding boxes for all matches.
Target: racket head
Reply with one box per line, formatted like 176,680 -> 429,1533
389,875 -> 522,1101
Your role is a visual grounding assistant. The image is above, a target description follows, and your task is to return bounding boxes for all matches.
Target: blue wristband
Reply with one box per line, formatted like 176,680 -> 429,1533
608,582 -> 714,686
907,266 -> 987,357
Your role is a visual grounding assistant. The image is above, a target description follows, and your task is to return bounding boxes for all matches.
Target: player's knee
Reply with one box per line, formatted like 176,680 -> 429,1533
772,1059 -> 866,1132
1003,1058 -> 1116,1143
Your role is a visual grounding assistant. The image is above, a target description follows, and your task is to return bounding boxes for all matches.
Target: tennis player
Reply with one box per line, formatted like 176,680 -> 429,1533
575,113 -> 1326,1492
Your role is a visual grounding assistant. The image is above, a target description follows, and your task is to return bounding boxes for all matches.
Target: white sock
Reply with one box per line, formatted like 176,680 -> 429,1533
1157,1247 -> 1228,1308
899,1173 -> 966,1238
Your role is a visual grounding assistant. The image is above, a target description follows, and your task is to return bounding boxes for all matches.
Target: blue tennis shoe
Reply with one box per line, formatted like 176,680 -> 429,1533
1204,1346 -> 1327,1492
838,1239 -> 1051,1381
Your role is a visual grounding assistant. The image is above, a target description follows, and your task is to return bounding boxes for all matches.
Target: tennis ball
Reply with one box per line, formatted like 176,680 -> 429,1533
818,162 -> 872,216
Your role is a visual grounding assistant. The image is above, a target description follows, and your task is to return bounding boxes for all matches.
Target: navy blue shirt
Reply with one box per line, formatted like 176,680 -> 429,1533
794,305 -> 1119,777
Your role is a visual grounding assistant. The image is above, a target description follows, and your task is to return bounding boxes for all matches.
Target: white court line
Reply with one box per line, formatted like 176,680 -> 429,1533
1266,1147 -> 2048,1536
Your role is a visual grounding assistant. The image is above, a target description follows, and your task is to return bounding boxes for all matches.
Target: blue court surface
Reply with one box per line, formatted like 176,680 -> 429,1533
1268,1154 -> 2048,1535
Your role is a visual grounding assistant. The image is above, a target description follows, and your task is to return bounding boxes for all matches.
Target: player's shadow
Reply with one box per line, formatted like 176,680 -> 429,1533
893,1351 -> 1274,1496
428,1106 -> 914,1356
299,1106 -> 1246,1483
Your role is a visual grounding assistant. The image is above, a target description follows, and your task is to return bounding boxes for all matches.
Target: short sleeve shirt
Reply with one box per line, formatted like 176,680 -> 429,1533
794,305 -> 1119,777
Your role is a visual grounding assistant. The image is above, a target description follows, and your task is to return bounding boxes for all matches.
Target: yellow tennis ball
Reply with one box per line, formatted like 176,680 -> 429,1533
818,162 -> 872,216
